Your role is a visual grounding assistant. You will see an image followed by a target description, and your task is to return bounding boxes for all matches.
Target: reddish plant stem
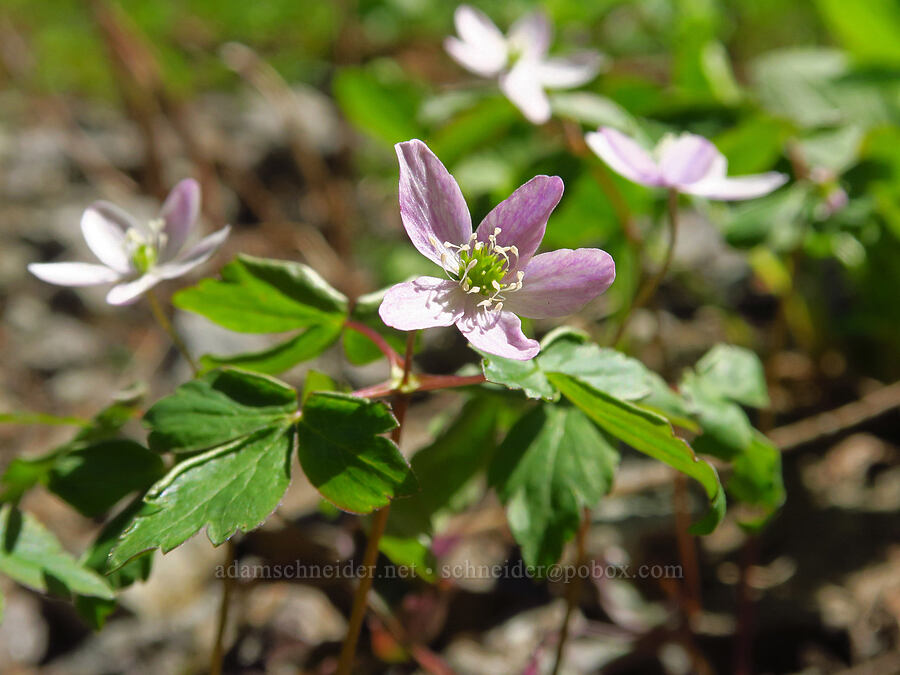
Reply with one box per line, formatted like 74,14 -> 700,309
551,506 -> 591,675
344,320 -> 404,370
673,472 -> 702,619
352,374 -> 486,400
336,332 -> 415,675
734,535 -> 759,675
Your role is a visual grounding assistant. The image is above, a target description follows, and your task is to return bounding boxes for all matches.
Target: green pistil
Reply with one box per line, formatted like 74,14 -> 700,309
132,243 -> 157,274
458,248 -> 507,293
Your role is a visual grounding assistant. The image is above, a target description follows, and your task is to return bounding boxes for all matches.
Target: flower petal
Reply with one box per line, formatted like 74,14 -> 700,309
154,225 -> 231,280
28,262 -> 122,287
681,171 -> 788,201
585,127 -> 663,187
475,175 -> 564,270
499,59 -> 552,124
395,140 -> 472,267
456,309 -> 539,360
537,52 -> 605,89
378,276 -> 465,330
81,204 -> 133,273
657,133 -> 721,186
159,178 -> 201,260
503,248 -> 616,319
106,274 -> 160,305
508,11 -> 551,60
444,36 -> 508,78
453,5 -> 507,57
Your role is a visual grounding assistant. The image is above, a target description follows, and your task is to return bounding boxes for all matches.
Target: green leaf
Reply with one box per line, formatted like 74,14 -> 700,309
389,399 -> 499,537
481,331 -> 655,402
174,255 -> 348,334
638,372 -> 700,431
301,370 -> 338,404
0,505 -> 114,600
722,184 -> 810,250
729,433 -> 785,530
751,48 -> 899,128
816,0 -> 900,65
681,373 -> 754,459
378,534 -> 437,583
199,323 -> 342,375
333,65 -> 422,147
0,396 -> 144,504
481,351 -> 556,401
693,344 -> 770,408
145,368 -> 298,454
430,95 -> 519,166
548,373 -> 725,534
109,425 -> 294,570
75,498 -> 154,629
296,393 -> 413,514
490,405 -> 618,568
47,440 -> 165,517
538,334 -> 655,401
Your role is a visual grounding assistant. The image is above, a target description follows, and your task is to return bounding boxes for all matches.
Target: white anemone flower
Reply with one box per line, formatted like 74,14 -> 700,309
445,5 -> 605,124
28,179 -> 230,305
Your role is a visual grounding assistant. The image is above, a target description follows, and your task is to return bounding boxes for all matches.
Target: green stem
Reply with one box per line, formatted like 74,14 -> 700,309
145,288 -> 198,374
210,539 -> 235,675
612,188 -> 679,346
336,331 -> 416,675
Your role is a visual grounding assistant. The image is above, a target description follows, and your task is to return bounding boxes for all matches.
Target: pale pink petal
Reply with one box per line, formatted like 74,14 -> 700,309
681,172 -> 788,201
444,26 -> 507,78
378,276 -> 465,330
585,128 -> 664,187
475,175 -> 564,270
508,11 -> 551,60
658,133 -> 721,186
28,262 -> 122,287
503,248 -> 615,319
454,5 -> 507,58
457,309 -> 539,360
395,140 -> 472,267
154,225 -> 230,280
499,60 -> 552,124
81,204 -> 133,274
536,52 -> 604,89
106,274 -> 160,306
87,201 -> 141,233
159,178 -> 201,261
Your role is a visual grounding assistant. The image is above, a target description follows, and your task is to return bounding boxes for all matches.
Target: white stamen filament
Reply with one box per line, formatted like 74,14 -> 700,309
435,227 -> 526,313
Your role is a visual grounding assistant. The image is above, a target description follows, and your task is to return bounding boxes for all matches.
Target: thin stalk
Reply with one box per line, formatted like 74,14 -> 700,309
673,472 -> 702,619
336,332 -> 416,675
352,373 -> 486,400
345,320 -> 404,370
145,288 -> 198,374
551,506 -> 591,675
210,539 -> 235,675
612,188 -> 680,345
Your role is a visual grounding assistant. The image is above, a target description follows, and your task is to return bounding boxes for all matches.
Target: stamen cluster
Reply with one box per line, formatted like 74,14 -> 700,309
125,218 -> 168,273
443,228 -> 524,312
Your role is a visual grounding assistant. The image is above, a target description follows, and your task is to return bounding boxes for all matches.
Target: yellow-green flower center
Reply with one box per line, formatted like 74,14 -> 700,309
442,228 -> 525,312
457,247 -> 508,291
125,218 -> 167,274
